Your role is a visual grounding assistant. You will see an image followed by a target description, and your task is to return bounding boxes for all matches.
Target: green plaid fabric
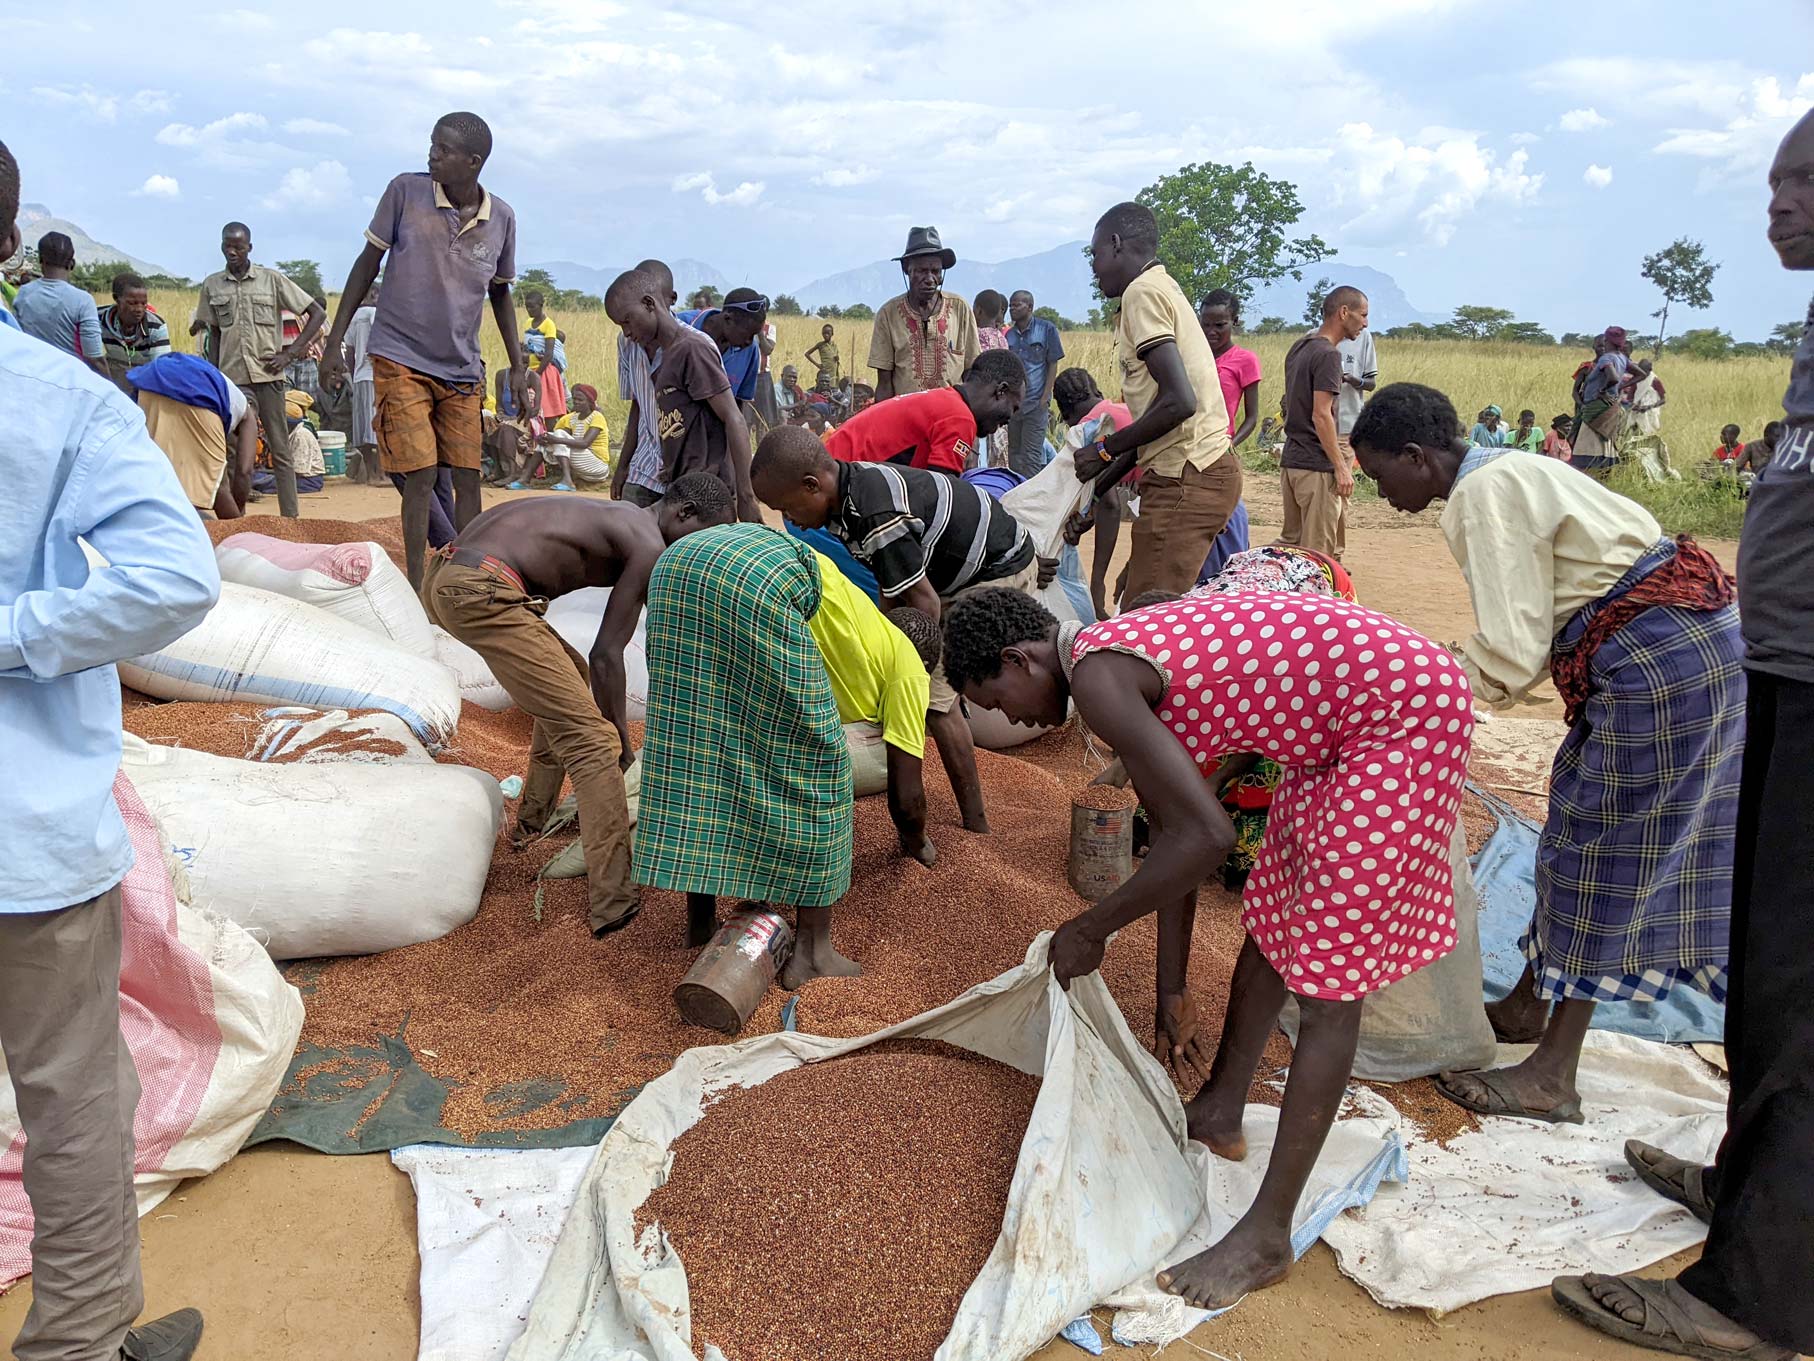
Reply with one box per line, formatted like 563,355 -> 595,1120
634,525 -> 853,906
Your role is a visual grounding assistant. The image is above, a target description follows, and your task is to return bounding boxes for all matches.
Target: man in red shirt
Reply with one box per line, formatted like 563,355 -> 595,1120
825,349 -> 1024,473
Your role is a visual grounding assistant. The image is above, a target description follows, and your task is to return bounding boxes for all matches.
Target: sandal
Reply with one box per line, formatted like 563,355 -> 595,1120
1551,1274 -> 1793,1360
1625,1140 -> 1716,1223
1435,1068 -> 1585,1124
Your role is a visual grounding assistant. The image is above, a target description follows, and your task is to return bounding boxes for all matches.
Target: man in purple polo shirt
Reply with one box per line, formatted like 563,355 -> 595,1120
319,111 -> 528,587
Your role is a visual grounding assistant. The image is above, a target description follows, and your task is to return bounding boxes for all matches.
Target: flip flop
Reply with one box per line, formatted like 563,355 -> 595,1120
1625,1140 -> 1716,1223
1435,1068 -> 1585,1124
550,482 -> 576,492
1551,1275 -> 1794,1360
507,481 -> 528,490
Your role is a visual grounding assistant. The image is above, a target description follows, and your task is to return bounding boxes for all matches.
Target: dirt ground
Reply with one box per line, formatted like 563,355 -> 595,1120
0,471 -> 1736,1360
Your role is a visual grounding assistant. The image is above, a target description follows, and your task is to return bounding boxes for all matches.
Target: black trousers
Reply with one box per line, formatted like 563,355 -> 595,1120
1678,671 -> 1814,1351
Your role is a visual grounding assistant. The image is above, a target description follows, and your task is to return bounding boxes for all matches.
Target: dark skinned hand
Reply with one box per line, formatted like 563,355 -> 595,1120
1048,913 -> 1106,990
1035,555 -> 1059,590
1156,990 -> 1216,1085
1071,437 -> 1108,482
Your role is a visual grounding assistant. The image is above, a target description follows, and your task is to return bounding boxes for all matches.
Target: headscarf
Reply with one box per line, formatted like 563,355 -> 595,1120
571,383 -> 598,407
1603,325 -> 1627,348
1196,545 -> 1357,602
125,353 -> 234,435
1483,404 -> 1502,419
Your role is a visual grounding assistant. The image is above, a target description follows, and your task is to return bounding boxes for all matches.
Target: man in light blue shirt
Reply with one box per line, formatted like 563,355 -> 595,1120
0,141 -> 219,1361
12,231 -> 107,379
1004,290 -> 1065,478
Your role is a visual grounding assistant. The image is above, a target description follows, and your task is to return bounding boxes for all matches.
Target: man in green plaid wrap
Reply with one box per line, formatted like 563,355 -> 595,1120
634,521 -> 857,988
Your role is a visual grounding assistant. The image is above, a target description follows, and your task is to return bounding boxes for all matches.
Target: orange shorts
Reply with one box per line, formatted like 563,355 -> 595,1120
373,354 -> 484,474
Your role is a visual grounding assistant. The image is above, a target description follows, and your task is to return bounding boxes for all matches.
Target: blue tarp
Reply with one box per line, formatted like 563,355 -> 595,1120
1470,785 -> 1726,1044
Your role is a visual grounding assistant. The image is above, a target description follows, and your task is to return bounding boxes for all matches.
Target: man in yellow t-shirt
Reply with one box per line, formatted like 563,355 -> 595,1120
1071,201 -> 1243,605
806,552 -> 941,866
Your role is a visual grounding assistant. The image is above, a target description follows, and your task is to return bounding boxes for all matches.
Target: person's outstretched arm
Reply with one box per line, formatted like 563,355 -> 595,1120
317,243 -> 384,394
5,408 -> 219,679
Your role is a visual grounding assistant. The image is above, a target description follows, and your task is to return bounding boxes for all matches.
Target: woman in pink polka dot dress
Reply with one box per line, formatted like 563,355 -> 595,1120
942,584 -> 1473,1311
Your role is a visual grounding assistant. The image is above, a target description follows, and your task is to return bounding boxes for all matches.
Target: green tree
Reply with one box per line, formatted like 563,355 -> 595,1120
518,267 -> 558,293
1641,238 -> 1718,354
1500,321 -> 1557,346
276,258 -> 324,298
1034,304 -> 1080,329
1767,320 -> 1804,352
1302,276 -> 1335,326
1448,305 -> 1515,341
688,285 -> 723,308
1667,327 -> 1734,360
1135,160 -> 1331,306
843,302 -> 875,321
1253,315 -> 1291,335
1559,331 -> 1597,349
816,304 -> 844,319
772,293 -> 803,316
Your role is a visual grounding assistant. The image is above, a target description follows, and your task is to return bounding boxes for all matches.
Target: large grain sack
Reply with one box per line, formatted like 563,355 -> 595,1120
119,582 -> 462,750
544,588 -> 650,721
0,773 -> 304,1291
1280,819 -> 1497,1080
432,626 -> 516,712
216,532 -> 436,657
507,937 -> 1202,1361
120,734 -> 502,959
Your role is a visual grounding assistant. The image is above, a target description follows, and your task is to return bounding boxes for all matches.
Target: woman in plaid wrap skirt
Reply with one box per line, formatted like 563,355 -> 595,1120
634,522 -> 857,987
1354,384 -> 1742,1125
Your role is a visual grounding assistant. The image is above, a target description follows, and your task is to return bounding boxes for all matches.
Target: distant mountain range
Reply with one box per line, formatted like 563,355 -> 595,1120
546,241 -> 1444,333
10,203 -> 172,277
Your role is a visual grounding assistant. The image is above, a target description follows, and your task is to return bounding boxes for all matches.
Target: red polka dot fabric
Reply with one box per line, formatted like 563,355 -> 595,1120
1074,591 -> 1474,1001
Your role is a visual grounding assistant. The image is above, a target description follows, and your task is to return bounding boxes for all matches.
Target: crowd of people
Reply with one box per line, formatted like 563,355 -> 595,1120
3,101 -> 1813,1361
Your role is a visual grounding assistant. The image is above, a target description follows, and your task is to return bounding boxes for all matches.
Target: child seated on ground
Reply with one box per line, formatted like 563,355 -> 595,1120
1540,413 -> 1573,460
1712,423 -> 1743,464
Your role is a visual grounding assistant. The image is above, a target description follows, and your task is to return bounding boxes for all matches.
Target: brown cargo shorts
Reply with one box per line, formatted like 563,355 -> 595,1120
374,354 -> 484,474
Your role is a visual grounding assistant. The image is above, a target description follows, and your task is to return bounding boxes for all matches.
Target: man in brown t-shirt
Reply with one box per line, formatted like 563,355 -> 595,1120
606,268 -> 758,521
1280,287 -> 1368,561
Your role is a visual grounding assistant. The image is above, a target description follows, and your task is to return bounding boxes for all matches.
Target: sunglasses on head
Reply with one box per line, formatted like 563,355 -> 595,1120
723,295 -> 770,315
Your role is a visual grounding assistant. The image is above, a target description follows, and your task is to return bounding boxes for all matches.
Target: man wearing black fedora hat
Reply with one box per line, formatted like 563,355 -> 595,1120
869,226 -> 981,402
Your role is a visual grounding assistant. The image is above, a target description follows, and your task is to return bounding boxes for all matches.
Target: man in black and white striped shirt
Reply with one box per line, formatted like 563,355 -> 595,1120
753,425 -> 1042,833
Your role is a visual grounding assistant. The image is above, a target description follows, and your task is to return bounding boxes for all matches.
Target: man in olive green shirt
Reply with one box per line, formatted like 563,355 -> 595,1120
199,221 -> 325,517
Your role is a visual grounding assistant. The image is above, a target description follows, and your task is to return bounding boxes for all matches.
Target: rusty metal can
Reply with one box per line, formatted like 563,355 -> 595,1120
673,908 -> 795,1034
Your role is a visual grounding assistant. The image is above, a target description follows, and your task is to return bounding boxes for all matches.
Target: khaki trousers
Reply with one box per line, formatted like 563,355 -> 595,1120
1122,452 -> 1243,604
422,557 -> 636,931
1280,466 -> 1347,562
0,885 -> 145,1361
927,557 -> 1042,713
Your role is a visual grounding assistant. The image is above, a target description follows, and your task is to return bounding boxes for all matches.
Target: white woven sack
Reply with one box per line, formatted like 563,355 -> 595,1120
215,533 -> 436,657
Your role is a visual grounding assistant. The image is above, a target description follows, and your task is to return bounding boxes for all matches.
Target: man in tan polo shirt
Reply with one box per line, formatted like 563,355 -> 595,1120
198,222 -> 324,518
1071,201 -> 1241,605
868,226 -> 981,401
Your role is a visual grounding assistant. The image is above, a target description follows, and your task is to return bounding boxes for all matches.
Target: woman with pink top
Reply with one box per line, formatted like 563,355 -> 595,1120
1197,289 -> 1256,579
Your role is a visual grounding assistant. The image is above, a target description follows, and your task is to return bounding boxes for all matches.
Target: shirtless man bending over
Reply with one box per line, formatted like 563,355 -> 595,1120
421,497 -> 663,936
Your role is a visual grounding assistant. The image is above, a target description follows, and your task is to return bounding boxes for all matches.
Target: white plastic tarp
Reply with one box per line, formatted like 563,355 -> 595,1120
1322,1030 -> 1726,1314
506,937 -> 1205,1361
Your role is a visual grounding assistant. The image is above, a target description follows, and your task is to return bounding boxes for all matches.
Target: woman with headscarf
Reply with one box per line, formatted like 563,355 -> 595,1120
635,523 -> 856,988
1469,405 -> 1507,448
1571,326 -> 1630,475
1351,383 -> 1741,1126
540,382 -> 612,488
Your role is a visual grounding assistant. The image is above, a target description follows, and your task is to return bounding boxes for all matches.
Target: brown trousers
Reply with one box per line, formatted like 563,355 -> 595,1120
0,885 -> 145,1361
421,557 -> 636,930
1280,466 -> 1347,562
1123,452 -> 1243,603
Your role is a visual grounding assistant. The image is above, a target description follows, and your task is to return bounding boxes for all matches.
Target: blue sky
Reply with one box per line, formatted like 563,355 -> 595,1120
4,0 -> 1811,338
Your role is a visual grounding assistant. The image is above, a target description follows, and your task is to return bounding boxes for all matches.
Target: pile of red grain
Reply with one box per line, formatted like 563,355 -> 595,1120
639,1040 -> 1038,1361
1073,783 -> 1137,811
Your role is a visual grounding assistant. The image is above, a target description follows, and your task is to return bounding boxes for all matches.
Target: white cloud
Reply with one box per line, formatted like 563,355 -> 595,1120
134,174 -> 181,199
283,118 -> 350,136
813,165 -> 879,188
1558,107 -> 1610,132
156,111 -> 268,147
1248,123 -> 1544,248
672,171 -> 764,207
260,160 -> 354,212
30,84 -> 168,123
1583,163 -> 1614,188
1509,131 -> 1541,145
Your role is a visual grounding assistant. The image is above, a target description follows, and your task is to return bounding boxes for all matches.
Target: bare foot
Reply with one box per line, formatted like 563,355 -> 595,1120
1157,1218 -> 1292,1309
1183,1084 -> 1248,1162
1485,988 -> 1548,1044
779,939 -> 862,991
